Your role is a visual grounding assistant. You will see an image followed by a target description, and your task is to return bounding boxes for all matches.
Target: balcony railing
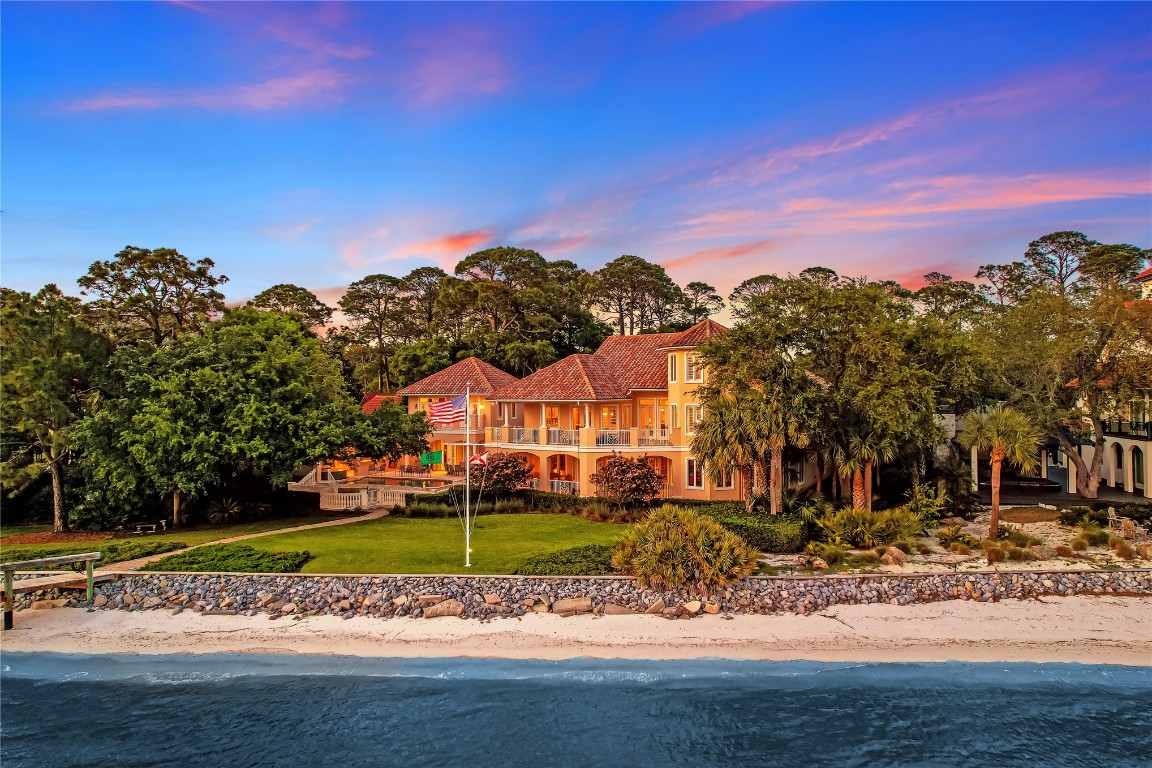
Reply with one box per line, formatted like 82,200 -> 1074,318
638,428 -> 671,446
1102,419 -> 1152,440
596,429 -> 631,446
509,427 -> 539,445
549,479 -> 580,495
547,428 -> 579,445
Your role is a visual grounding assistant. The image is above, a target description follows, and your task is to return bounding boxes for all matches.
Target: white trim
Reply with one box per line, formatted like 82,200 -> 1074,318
685,457 -> 704,489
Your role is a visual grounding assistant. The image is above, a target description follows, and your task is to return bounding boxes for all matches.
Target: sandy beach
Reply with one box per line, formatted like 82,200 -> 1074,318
3,595 -> 1149,665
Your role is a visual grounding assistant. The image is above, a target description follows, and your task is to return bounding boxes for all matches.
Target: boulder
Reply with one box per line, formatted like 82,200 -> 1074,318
683,600 -> 702,615
883,547 -> 906,566
141,596 -> 163,609
601,602 -> 635,615
280,602 -> 297,614
31,600 -> 57,610
483,593 -> 502,605
1137,543 -> 1152,560
662,606 -> 682,619
423,599 -> 464,618
418,595 -> 445,605
220,597 -> 236,608
644,598 -> 666,615
169,606 -> 183,615
335,599 -> 352,612
364,593 -> 384,607
392,595 -> 409,607
704,602 -> 721,615
122,594 -> 135,606
93,594 -> 108,608
811,558 -> 829,570
551,597 -> 593,616
1026,545 -> 1056,561
532,602 -> 550,613
259,594 -> 279,607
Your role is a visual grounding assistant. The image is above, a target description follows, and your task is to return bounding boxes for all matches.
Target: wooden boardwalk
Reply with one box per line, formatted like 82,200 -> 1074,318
9,572 -> 119,594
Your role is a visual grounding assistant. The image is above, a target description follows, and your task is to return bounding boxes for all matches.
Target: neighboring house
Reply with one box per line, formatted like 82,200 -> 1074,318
1136,265 -> 1152,300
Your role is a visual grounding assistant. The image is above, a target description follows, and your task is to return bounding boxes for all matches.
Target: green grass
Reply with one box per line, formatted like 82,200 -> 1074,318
0,524 -> 53,540
0,516 -> 347,557
242,514 -> 626,574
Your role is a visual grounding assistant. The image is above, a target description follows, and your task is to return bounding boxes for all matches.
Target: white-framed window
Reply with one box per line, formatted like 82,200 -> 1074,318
685,352 -> 703,383
667,354 -> 677,383
685,404 -> 703,435
686,457 -> 704,489
669,404 -> 677,429
714,465 -> 734,490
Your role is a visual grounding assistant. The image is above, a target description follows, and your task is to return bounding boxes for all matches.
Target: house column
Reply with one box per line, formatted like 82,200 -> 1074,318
1143,447 -> 1152,499
1124,443 -> 1135,494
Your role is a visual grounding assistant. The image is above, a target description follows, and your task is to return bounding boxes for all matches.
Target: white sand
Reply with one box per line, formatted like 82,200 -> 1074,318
3,596 -> 1149,666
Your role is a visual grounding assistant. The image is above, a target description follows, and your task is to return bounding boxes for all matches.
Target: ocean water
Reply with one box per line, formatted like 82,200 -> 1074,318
1,654 -> 1148,768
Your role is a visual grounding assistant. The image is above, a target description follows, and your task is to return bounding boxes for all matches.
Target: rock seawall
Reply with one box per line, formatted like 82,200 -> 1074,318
12,569 -> 1152,618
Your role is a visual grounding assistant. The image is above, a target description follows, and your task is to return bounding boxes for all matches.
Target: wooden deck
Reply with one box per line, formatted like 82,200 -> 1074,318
8,571 -> 119,594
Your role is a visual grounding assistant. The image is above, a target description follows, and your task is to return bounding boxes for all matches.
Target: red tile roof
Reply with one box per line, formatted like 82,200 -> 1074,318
361,393 -> 401,414
1135,265 -> 1152,282
657,319 -> 728,349
487,354 -> 628,401
395,357 -> 519,397
488,320 -> 729,401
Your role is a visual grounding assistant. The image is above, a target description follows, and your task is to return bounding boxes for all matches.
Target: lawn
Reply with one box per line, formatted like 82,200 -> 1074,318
243,514 -> 626,574
0,516 -> 348,558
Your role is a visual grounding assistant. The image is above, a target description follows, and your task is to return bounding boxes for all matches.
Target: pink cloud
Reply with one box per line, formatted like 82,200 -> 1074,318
67,69 -> 353,112
666,1 -> 782,35
397,26 -> 514,107
661,239 -> 778,270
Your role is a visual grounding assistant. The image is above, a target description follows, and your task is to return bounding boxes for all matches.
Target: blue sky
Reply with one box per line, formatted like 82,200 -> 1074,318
3,1 -> 1149,306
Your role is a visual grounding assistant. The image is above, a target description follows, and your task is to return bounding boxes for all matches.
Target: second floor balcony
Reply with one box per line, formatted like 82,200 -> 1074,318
487,425 -> 684,450
1102,419 -> 1152,440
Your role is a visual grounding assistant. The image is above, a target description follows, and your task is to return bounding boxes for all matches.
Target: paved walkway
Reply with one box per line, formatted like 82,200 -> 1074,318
107,507 -> 393,572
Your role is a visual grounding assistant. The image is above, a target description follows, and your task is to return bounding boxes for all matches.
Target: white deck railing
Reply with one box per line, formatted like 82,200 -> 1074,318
547,428 -> 578,445
638,428 -> 671,446
510,427 -> 539,444
596,429 -> 630,446
549,480 -> 580,495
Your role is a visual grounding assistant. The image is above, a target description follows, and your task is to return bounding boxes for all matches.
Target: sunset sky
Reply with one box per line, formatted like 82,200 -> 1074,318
3,1 -> 1150,306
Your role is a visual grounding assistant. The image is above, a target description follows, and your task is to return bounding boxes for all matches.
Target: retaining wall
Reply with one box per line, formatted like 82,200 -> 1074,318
13,568 -> 1152,618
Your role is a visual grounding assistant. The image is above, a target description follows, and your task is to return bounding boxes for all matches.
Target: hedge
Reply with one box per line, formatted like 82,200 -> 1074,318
0,540 -> 187,570
513,544 -> 614,576
141,544 -> 311,573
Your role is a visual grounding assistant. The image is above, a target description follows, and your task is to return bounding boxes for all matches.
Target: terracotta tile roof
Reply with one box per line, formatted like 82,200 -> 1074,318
361,393 -> 401,413
396,357 -> 519,396
592,332 -> 680,391
1135,265 -> 1152,282
657,319 -> 728,349
488,354 -> 629,401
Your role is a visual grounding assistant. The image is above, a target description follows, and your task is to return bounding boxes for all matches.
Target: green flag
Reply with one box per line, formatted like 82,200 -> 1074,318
420,450 -> 443,466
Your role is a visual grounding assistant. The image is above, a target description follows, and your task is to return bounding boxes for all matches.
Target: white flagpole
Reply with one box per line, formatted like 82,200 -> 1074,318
464,384 -> 471,568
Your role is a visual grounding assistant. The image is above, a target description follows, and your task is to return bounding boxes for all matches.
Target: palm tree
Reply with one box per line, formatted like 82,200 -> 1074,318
826,425 -> 896,511
691,393 -> 757,513
750,388 -> 812,515
958,405 -> 1043,540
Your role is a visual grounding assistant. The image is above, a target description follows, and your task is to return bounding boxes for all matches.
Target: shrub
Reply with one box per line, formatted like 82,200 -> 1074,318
469,453 -> 534,498
916,542 -> 934,555
1078,524 -> 1110,547
891,539 -> 914,555
1070,538 -> 1088,552
985,547 -> 1005,563
514,545 -> 614,576
1114,541 -> 1136,560
1001,525 -> 1043,548
813,542 -> 849,567
955,544 -> 971,556
0,540 -> 187,570
142,544 -> 310,573
590,453 -> 665,508
612,505 -> 758,593
1007,546 -> 1027,561
1108,536 -> 1124,551
904,484 -> 946,525
494,498 -> 526,515
853,549 -> 881,564
1117,504 -> 1152,526
816,506 -> 924,548
704,512 -> 806,553
1055,545 -> 1074,557
937,525 -> 977,548
406,502 -> 454,519
1057,506 -> 1098,526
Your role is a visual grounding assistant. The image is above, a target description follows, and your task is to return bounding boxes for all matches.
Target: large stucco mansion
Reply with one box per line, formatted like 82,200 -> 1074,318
293,320 -> 815,510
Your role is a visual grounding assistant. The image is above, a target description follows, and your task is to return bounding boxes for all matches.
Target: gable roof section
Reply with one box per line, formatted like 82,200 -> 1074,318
396,357 -> 519,397
1135,265 -> 1152,282
488,354 -> 629,401
657,319 -> 728,350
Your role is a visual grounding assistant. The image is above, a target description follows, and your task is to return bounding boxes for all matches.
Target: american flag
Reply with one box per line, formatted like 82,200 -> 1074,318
428,394 -> 467,425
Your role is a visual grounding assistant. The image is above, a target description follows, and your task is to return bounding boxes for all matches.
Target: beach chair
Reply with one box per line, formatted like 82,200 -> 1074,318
1107,509 -> 1123,532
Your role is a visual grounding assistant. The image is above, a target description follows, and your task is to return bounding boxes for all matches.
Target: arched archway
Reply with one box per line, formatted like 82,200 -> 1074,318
547,454 -> 580,494
510,452 -> 541,483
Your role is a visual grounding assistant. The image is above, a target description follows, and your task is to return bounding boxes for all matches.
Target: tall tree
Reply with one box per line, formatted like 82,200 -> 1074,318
592,255 -> 683,334
690,393 -> 758,513
76,309 -> 428,527
1,286 -> 110,532
77,246 -> 228,345
401,266 -> 448,333
1024,230 -> 1097,296
339,274 -> 412,392
248,284 -> 333,330
958,405 -> 1042,539
682,281 -> 724,323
